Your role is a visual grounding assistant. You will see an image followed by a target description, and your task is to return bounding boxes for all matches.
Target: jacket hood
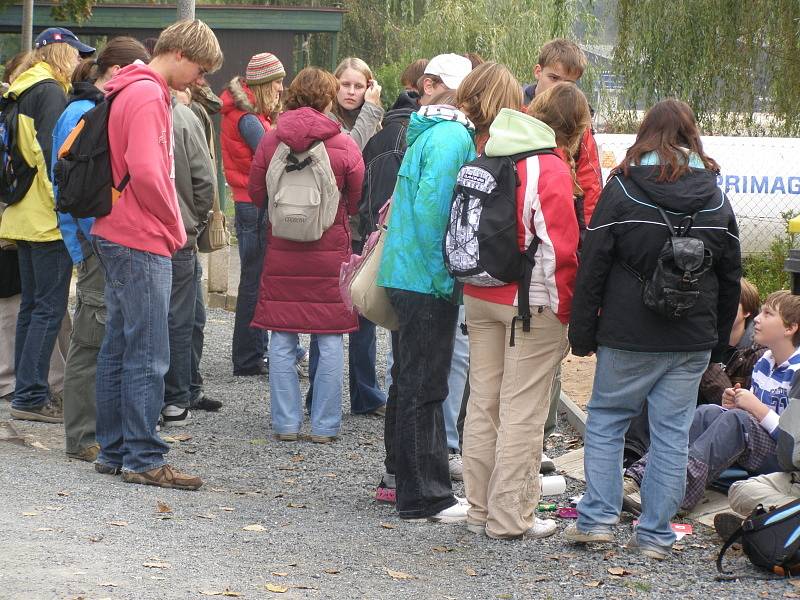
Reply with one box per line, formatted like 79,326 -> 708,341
192,84 -> 222,115
5,61 -> 69,98
220,77 -> 258,115
485,108 -> 556,157
104,63 -> 169,104
625,166 -> 721,213
389,90 -> 419,112
69,81 -> 104,105
407,105 -> 474,146
275,107 -> 342,152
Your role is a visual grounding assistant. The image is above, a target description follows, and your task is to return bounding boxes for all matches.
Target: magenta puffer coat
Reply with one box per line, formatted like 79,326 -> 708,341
248,107 -> 365,334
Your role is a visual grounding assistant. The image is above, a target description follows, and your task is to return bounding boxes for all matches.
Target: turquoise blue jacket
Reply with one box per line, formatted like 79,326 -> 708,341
377,107 -> 475,299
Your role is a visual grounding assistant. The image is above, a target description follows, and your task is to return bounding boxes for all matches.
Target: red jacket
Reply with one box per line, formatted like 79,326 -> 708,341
220,79 -> 270,202
92,64 -> 186,257
576,127 -> 602,224
464,153 -> 579,324
248,108 -> 365,334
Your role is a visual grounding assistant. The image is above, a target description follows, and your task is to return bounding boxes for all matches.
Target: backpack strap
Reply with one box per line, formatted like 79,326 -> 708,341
716,524 -> 745,575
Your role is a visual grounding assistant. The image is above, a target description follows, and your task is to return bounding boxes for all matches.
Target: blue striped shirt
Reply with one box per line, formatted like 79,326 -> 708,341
750,347 -> 800,436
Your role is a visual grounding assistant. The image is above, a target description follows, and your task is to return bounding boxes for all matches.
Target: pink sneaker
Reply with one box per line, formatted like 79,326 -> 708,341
375,482 -> 396,503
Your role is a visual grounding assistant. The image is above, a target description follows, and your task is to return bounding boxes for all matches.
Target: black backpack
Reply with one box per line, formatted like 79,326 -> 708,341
717,498 -> 800,578
624,204 -> 712,320
53,98 -> 128,219
0,84 -> 44,206
443,149 -> 557,346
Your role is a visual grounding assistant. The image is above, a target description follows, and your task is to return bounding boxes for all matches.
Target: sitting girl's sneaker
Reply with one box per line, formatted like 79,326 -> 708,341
375,481 -> 396,503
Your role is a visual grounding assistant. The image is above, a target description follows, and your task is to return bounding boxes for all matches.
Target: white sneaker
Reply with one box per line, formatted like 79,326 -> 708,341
449,453 -> 464,481
162,405 -> 189,427
428,500 -> 470,523
523,517 -> 558,539
540,452 -> 555,474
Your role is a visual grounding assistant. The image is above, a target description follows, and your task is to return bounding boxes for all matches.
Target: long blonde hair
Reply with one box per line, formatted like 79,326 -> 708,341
21,43 -> 78,86
456,62 -> 522,139
332,57 -> 373,129
527,82 -> 591,194
250,80 -> 281,119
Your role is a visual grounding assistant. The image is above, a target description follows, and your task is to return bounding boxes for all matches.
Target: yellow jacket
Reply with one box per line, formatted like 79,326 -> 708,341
0,62 -> 69,242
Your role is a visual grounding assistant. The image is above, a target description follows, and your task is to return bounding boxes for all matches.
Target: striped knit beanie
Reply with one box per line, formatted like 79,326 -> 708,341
245,53 -> 285,85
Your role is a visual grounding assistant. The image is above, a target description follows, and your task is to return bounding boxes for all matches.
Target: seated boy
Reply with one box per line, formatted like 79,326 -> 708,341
624,290 -> 800,512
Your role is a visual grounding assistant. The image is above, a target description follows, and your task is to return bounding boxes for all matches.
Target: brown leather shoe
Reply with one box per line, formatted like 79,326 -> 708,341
10,402 -> 63,423
68,443 -> 100,462
121,464 -> 203,490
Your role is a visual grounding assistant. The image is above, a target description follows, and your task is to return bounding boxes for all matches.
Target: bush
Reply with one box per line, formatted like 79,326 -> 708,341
742,211 -> 798,296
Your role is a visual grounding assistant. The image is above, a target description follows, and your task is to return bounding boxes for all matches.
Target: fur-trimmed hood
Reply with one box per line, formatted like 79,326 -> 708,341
221,76 -> 257,115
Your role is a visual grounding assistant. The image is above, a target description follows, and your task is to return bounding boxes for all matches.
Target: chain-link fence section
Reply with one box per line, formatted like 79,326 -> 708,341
595,134 -> 799,254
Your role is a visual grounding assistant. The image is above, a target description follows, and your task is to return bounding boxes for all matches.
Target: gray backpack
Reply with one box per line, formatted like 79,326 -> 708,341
266,141 -> 339,242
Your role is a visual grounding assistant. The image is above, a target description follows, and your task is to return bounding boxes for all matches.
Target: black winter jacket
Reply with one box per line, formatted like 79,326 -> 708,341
357,91 -> 419,239
569,166 -> 741,360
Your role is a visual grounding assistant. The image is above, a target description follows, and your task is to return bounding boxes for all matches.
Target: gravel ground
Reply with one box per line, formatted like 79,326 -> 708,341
0,307 -> 792,599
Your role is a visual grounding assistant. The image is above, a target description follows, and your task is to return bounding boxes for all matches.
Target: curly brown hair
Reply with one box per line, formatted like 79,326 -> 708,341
284,67 -> 339,113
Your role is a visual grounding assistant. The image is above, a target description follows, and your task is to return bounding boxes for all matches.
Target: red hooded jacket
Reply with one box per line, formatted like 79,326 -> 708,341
92,63 -> 186,256
248,108 -> 365,334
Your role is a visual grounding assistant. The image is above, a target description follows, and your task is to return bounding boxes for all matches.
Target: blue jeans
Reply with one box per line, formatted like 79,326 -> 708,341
190,258 -> 205,406
93,237 -> 170,473
444,305 -> 468,451
12,240 -> 72,409
270,331 -> 342,437
578,346 -> 710,549
347,315 -> 387,413
164,247 -> 197,410
232,201 -> 267,373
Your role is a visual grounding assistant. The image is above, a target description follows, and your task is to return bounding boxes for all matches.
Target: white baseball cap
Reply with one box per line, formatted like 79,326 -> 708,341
424,53 -> 473,90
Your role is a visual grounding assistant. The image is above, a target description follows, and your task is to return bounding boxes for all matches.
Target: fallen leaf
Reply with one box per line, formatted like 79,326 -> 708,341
607,566 -> 631,577
287,503 -> 307,509
36,527 -> 54,532
89,535 -> 103,542
323,568 -> 340,575
387,569 -> 415,580
199,591 -> 223,597
172,433 -> 192,442
380,522 -> 396,529
673,544 -> 685,552
602,550 -> 617,561
29,441 -> 50,450
432,546 -> 454,553
496,595 -> 513,599
291,584 -> 318,590
107,521 -> 128,527
222,591 -> 242,597
585,580 -> 602,588
156,501 -> 172,514
286,562 -> 298,567
197,513 -> 216,520
219,507 -> 235,512
290,455 -> 305,462
464,567 -> 477,577
271,572 -> 288,577
98,583 -> 118,587
57,491 -> 70,497
533,576 -> 549,582
44,505 -> 64,511
323,472 -> 337,478
266,583 -> 288,593
22,512 -> 39,517
142,562 -> 171,569
162,435 -> 177,443
242,524 -> 266,532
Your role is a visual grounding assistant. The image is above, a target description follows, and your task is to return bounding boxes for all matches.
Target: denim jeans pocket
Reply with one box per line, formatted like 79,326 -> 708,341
98,243 -> 131,288
611,348 -> 652,374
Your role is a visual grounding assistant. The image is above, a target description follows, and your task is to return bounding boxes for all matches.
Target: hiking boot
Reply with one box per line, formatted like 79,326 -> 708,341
192,395 -> 222,412
713,512 -> 744,543
68,443 -> 100,463
310,434 -> 336,444
622,476 -> 642,515
563,523 -> 614,543
449,453 -> 464,481
10,402 -> 63,424
162,406 -> 189,427
275,432 -> 299,442
625,535 -> 670,560
95,461 -> 122,475
366,404 -> 386,417
540,452 -> 556,474
121,464 -> 203,491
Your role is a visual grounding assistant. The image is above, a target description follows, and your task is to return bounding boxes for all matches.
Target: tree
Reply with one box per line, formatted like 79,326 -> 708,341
613,0 -> 800,135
